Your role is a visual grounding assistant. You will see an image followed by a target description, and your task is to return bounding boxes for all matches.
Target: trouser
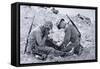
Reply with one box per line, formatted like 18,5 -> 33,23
31,42 -> 74,60
32,46 -> 69,57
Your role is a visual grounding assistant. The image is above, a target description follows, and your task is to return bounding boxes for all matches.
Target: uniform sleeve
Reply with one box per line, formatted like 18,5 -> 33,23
60,25 -> 71,48
35,31 -> 46,46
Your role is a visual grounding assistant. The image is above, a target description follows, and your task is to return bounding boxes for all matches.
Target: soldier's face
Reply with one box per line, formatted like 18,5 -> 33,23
60,21 -> 66,29
44,25 -> 52,35
45,22 -> 53,31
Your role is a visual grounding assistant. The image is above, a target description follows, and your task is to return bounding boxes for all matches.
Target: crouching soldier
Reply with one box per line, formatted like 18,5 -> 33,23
26,21 -> 53,60
57,18 -> 83,56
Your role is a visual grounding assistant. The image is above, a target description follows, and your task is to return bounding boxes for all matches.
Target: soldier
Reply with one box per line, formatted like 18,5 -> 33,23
57,18 -> 83,56
26,21 -> 52,59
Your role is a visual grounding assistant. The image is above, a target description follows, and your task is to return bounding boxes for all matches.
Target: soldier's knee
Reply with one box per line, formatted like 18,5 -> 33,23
74,44 -> 84,56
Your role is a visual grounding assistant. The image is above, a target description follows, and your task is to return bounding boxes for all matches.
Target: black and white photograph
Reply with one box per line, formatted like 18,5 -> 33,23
19,4 -> 97,64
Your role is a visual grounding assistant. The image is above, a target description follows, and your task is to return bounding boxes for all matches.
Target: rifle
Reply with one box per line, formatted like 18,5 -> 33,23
66,14 -> 81,37
24,16 -> 35,54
